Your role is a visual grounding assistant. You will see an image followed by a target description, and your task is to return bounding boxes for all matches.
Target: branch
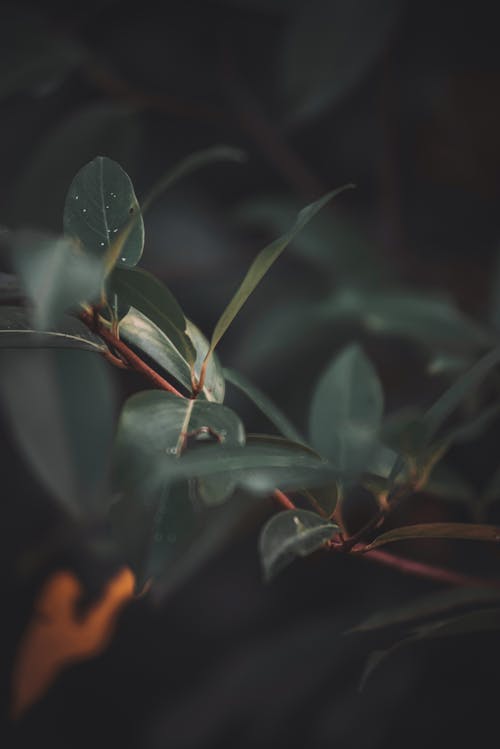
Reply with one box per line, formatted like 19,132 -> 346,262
80,309 -> 186,398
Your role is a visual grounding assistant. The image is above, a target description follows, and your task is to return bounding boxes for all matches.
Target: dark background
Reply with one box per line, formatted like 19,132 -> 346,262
2,0 -> 500,746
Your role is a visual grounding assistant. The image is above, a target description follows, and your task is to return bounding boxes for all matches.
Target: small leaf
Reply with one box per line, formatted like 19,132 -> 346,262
111,267 -> 195,365
259,509 -> 338,581
423,347 -> 500,443
0,349 -> 115,513
223,367 -> 304,443
309,343 -> 384,477
118,309 -> 223,402
0,307 -> 105,352
204,186 -> 353,363
11,232 -> 103,329
364,522 -> 500,551
63,156 -> 144,269
141,145 -> 246,213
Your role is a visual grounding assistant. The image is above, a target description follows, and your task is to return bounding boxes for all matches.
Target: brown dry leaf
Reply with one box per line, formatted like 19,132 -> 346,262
11,566 -> 135,719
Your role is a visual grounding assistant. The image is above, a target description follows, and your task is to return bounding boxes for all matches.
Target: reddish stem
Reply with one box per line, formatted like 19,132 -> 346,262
273,489 -> 296,511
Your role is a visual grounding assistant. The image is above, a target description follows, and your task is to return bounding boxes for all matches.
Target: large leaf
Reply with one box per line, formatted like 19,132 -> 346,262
141,145 -> 246,213
110,267 -> 194,365
309,343 -> 384,477
364,522 -> 500,551
223,367 -> 304,443
423,347 -> 500,443
0,307 -> 105,352
118,308 -> 224,401
63,156 -> 144,269
0,349 -> 115,514
259,509 -> 338,580
11,232 -> 103,329
280,0 -> 402,122
204,186 -> 353,364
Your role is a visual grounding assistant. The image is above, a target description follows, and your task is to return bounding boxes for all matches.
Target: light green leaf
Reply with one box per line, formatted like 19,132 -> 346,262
110,267 -> 195,364
0,306 -> 105,352
11,231 -> 103,329
63,156 -> 144,268
0,349 -> 115,514
364,522 -> 500,551
141,145 -> 246,213
259,509 -> 338,581
309,343 -> 384,477
280,0 -> 402,122
118,309 -> 224,401
423,347 -> 500,443
223,367 -> 304,443
204,186 -> 353,364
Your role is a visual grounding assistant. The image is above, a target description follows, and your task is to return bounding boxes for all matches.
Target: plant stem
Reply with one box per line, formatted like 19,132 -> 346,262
273,489 -> 296,511
80,309 -> 186,398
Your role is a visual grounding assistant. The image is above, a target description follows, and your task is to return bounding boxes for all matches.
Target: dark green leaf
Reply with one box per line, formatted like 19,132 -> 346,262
205,186 -> 353,361
0,349 -> 115,513
141,146 -> 246,213
423,347 -> 500,443
11,231 -> 103,329
309,343 -> 384,477
365,522 -> 500,551
424,463 -> 477,507
280,0 -> 402,122
111,267 -> 195,365
351,586 -> 500,633
259,509 -> 338,580
0,306 -> 105,352
224,367 -> 304,443
63,156 -> 144,268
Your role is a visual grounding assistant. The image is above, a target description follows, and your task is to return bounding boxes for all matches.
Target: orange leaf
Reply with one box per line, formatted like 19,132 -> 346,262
11,566 -> 135,719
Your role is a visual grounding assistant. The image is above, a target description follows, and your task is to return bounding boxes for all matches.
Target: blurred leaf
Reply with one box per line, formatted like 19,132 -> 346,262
352,586 -> 500,633
141,145 -> 246,213
280,0 -> 402,122
113,390 -> 245,505
118,309 -> 224,402
309,343 -> 384,477
424,463 -> 477,507
426,353 -> 473,376
0,349 -> 115,513
205,186 -> 353,362
11,232 -> 103,329
259,509 -> 338,581
111,267 -> 194,364
482,465 -> 500,508
0,4 -> 84,101
224,367 -> 304,443
441,403 -> 500,446
64,156 -> 144,268
423,347 -> 500,443
236,197 -> 389,283
365,522 -> 500,551
12,104 -> 141,229
0,306 -> 105,352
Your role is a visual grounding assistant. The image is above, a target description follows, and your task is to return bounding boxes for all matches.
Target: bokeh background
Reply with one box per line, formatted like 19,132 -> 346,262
2,0 -> 500,747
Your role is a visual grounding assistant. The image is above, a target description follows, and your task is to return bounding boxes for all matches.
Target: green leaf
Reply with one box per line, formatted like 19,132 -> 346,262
11,231 -> 103,329
118,309 -> 224,402
259,509 -> 338,581
223,367 -> 304,443
423,347 -> 500,443
309,343 -> 384,477
364,522 -> 500,551
0,306 -> 105,352
0,349 -> 115,514
351,586 -> 500,633
111,267 -> 195,366
204,186 -> 353,362
63,156 -> 144,269
141,145 -> 246,213
424,462 -> 477,507
280,0 -> 402,122
113,390 -> 245,505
